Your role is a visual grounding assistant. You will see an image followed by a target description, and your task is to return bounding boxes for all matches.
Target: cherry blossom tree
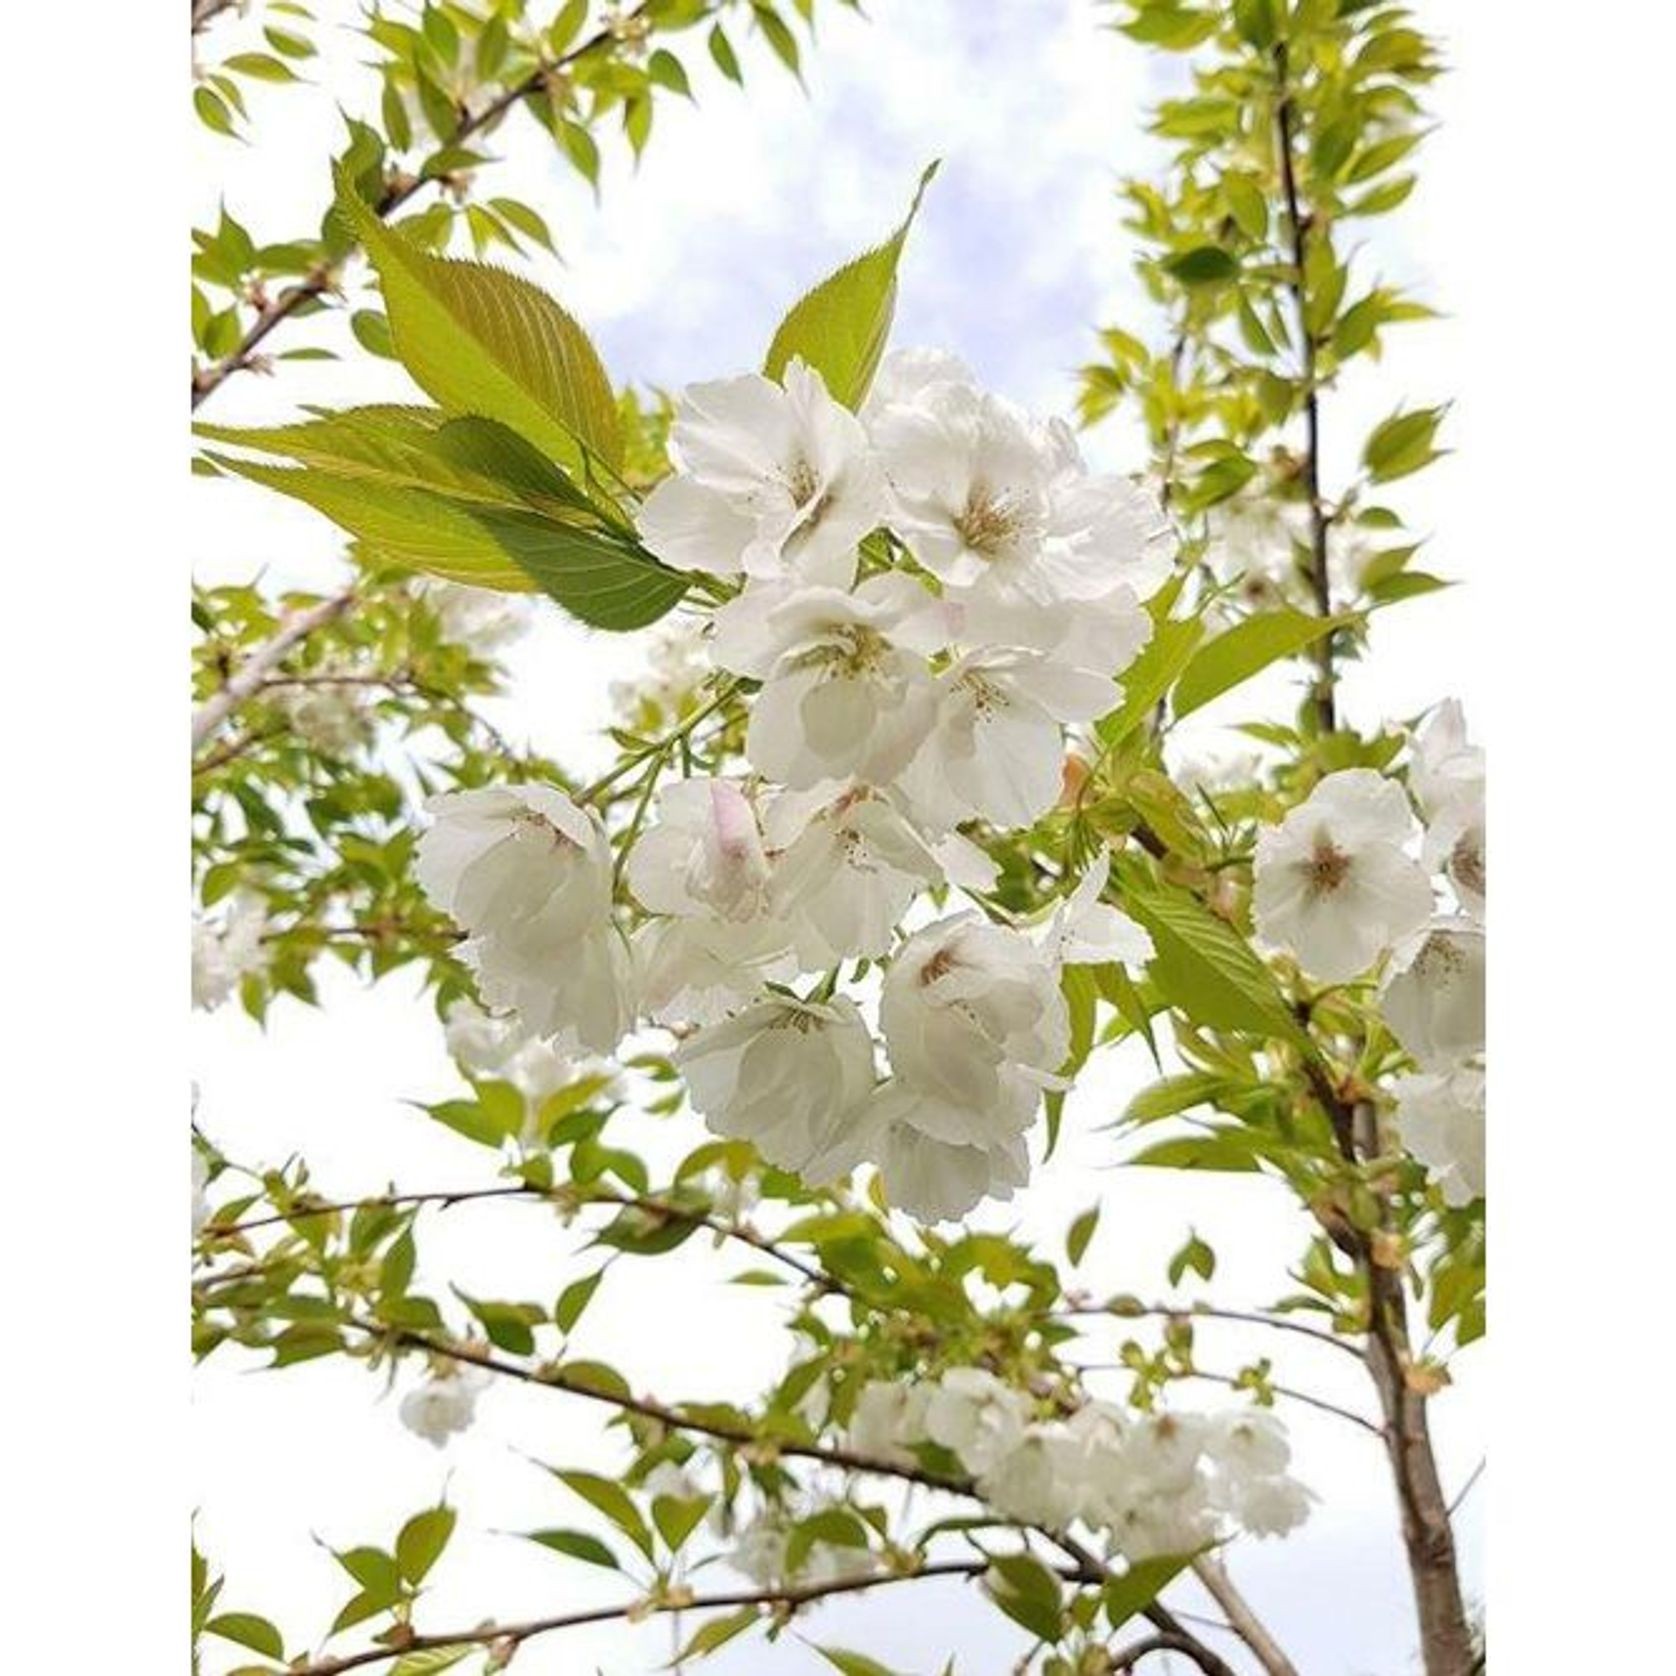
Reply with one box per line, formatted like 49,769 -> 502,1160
193,4 -> 1483,1673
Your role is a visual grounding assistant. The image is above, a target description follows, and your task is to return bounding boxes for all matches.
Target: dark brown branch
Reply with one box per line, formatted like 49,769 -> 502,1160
1114,1632 -> 1228,1673
287,1561 -> 1009,1676
205,1183 -> 840,1294
1271,40 -> 1337,736
190,5 -> 651,407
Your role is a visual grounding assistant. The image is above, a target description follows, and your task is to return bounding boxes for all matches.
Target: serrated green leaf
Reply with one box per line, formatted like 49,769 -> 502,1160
675,1604 -> 760,1660
334,167 -> 621,477
1122,873 -> 1305,1046
763,161 -> 939,409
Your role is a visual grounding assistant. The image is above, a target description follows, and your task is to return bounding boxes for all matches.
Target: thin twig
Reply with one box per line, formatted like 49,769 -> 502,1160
190,5 -> 653,406
1190,1554 -> 1300,1676
1272,40 -> 1336,736
203,1182 -> 840,1294
286,1561 -> 1009,1676
191,587 -> 356,748
1060,1298 -> 1364,1360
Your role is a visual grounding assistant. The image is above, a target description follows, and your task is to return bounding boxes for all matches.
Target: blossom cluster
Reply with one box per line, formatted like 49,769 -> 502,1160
191,891 -> 269,1012
849,1369 -> 1312,1560
415,351 -> 1169,1220
1250,702 -> 1486,1204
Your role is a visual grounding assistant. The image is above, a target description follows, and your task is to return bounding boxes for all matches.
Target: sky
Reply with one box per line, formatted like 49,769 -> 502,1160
192,4 -> 1484,1671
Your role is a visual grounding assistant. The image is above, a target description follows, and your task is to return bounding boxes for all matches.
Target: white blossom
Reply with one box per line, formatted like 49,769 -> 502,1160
765,785 -> 944,965
637,360 -> 887,589
610,616 -> 710,728
272,681 -> 369,756
675,995 -> 877,1181
870,369 -> 1172,627
417,786 -> 633,1053
865,1095 -> 1032,1222
921,1368 -> 1033,1476
191,892 -> 268,1011
1409,699 -> 1484,823
628,778 -> 777,924
881,914 -> 1068,1124
1039,852 -> 1154,969
1219,1470 -> 1314,1538
1424,784 -> 1486,921
1394,1061 -> 1486,1206
847,1379 -> 930,1467
730,1508 -> 877,1589
1253,769 -> 1433,982
898,650 -> 1117,830
642,1461 -> 703,1502
399,1368 -> 487,1448
633,917 -> 792,1028
710,574 -> 943,789
1205,1407 -> 1292,1479
1380,919 -> 1486,1070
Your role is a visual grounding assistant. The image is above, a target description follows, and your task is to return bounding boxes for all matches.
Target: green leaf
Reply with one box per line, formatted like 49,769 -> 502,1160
1132,1130 -> 1268,1173
763,161 -> 939,409
985,1552 -> 1065,1644
206,1614 -> 284,1660
1103,1552 -> 1196,1632
1066,1204 -> 1100,1266
554,1269 -> 604,1333
817,1651 -> 901,1676
334,166 -> 622,477
1168,1231 -> 1216,1285
206,453 -> 686,628
195,87 -> 239,138
555,1469 -> 655,1561
391,1649 -> 473,1676
784,1507 -> 869,1575
708,23 -> 743,83
1121,872 -> 1306,1046
675,1605 -> 760,1661
1173,608 -> 1352,717
396,1504 -> 456,1585
651,1493 -> 712,1551
1162,245 -> 1238,287
522,1527 -> 621,1570
1362,406 -> 1446,483
1096,612 -> 1206,746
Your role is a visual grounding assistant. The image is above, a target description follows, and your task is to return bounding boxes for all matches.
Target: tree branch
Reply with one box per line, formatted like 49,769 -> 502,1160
286,1561 -> 1009,1676
191,0 -> 239,34
191,586 -> 356,748
189,4 -> 652,407
1271,40 -> 1337,736
1190,1554 -> 1300,1676
1059,1297 -> 1365,1360
204,1182 -> 843,1295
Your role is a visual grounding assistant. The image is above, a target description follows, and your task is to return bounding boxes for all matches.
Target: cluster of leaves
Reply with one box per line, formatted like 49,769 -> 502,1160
194,1084 -> 1260,1674
191,564 -> 549,1013
191,0 -> 856,396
